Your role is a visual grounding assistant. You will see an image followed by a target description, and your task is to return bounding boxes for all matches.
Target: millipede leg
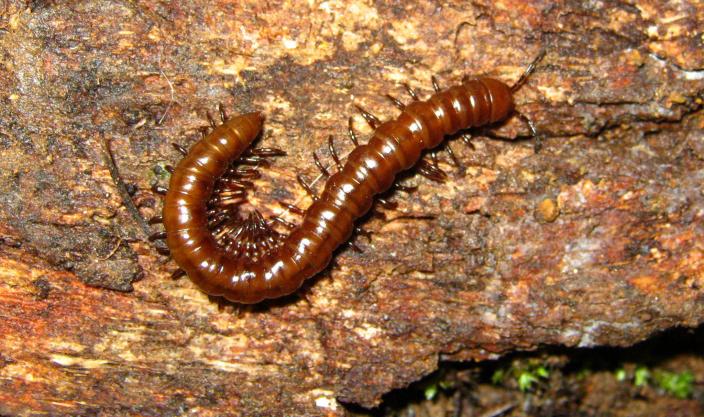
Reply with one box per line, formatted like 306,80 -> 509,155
231,166 -> 261,179
238,155 -> 270,165
453,21 -> 473,55
395,184 -> 418,193
384,93 -> 405,110
377,198 -> 398,210
461,133 -> 476,150
297,174 -> 318,201
249,147 -> 287,157
348,241 -> 363,253
220,177 -> 254,188
269,216 -> 297,230
347,117 -> 359,146
250,210 -> 266,225
515,111 -> 544,153
328,135 -> 343,171
431,150 -> 450,179
355,226 -> 372,240
212,187 -> 247,199
298,290 -> 313,306
151,184 -> 168,195
209,296 -> 231,312
149,215 -> 163,224
171,268 -> 186,280
431,75 -> 441,93
207,213 -> 228,229
172,143 -> 188,155
218,103 -> 228,122
354,104 -> 381,129
240,146 -> 286,166
403,83 -> 419,101
431,151 -> 440,170
313,152 -> 330,177
206,112 -> 217,128
445,143 -> 462,168
511,49 -> 546,92
211,196 -> 246,208
165,165 -> 175,174
279,201 -> 306,216
417,159 -> 448,183
433,150 -> 455,177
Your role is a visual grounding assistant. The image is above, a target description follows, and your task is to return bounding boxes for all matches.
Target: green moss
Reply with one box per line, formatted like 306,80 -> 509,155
654,370 -> 694,399
634,366 -> 650,387
423,383 -> 438,401
491,360 -> 550,392
491,368 -> 506,385
419,371 -> 456,401
517,365 -> 549,392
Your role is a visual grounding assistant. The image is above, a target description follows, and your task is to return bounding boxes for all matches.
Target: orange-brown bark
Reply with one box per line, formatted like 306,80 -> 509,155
0,0 -> 703,415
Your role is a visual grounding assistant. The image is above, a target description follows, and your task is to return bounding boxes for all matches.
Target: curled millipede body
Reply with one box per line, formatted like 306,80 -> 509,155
162,72 -> 536,303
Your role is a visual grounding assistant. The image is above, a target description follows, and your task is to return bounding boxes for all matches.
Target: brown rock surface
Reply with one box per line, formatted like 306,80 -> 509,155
0,0 -> 703,415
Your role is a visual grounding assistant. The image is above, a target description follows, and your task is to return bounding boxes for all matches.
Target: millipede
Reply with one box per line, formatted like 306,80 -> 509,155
148,50 -> 546,304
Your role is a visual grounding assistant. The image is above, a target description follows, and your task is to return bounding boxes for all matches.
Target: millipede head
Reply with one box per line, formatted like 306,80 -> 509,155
478,78 -> 515,124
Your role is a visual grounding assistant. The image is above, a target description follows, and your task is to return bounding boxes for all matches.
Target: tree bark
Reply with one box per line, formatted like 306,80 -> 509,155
0,0 -> 703,415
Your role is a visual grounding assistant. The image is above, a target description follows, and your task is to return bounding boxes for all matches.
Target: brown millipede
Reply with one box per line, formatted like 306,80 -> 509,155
152,52 -> 545,304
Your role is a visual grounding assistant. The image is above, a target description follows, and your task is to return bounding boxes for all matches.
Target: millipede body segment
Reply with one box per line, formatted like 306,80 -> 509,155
163,78 -> 515,303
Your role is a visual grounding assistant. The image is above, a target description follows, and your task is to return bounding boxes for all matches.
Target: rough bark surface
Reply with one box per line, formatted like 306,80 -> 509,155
1,0 -> 703,415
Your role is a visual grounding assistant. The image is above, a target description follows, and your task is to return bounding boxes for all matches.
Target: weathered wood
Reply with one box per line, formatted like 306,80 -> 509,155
0,0 -> 703,415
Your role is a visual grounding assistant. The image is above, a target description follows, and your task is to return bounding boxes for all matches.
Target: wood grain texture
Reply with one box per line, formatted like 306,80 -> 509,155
0,0 -> 703,415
